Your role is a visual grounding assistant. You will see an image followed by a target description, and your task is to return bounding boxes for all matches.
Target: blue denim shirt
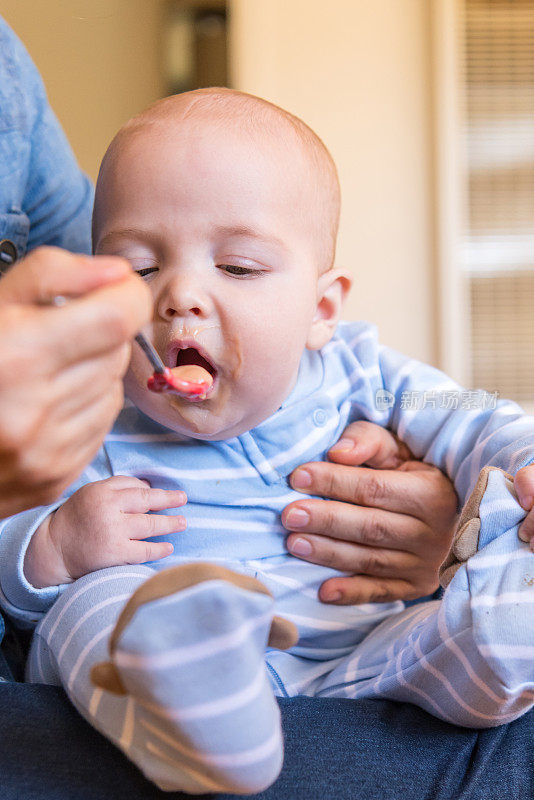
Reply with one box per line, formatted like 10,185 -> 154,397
0,16 -> 93,261
0,17 -> 93,659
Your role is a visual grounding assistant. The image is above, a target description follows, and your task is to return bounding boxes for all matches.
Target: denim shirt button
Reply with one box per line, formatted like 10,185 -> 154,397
0,239 -> 17,272
313,408 -> 327,427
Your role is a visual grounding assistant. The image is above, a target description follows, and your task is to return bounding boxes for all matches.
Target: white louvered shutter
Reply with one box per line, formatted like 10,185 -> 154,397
463,0 -> 534,402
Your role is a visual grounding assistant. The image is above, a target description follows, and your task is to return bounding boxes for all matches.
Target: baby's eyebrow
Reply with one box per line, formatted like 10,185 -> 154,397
215,225 -> 288,252
97,226 -> 289,254
98,228 -> 155,248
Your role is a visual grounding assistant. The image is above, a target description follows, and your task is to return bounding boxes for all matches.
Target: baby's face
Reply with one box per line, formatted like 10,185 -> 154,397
95,119 -> 336,440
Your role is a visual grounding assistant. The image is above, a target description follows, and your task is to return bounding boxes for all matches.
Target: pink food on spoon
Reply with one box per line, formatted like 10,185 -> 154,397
134,332 -> 213,400
147,364 -> 213,399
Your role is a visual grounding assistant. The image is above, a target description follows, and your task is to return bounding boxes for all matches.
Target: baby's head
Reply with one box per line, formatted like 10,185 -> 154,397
93,88 -> 351,440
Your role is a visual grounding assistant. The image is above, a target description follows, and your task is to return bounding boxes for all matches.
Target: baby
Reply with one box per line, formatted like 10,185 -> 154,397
1,88 -> 533,795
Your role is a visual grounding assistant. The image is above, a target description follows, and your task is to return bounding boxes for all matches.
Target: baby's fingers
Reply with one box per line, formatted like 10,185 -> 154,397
129,512 -> 187,540
127,539 -> 174,565
120,487 -> 187,513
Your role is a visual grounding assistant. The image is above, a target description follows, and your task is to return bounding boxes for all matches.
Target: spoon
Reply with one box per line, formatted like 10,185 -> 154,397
135,332 -> 213,399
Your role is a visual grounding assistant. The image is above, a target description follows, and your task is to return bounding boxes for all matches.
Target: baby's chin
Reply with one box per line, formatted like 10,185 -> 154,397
125,387 -> 253,441
124,370 -> 296,441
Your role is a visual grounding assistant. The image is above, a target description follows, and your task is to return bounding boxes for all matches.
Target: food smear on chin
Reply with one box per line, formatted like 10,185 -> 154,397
147,365 -> 213,399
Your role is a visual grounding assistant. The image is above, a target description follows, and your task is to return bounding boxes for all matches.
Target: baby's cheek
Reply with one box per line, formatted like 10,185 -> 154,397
224,329 -> 244,381
124,350 -> 149,391
123,362 -> 161,421
241,343 -> 298,409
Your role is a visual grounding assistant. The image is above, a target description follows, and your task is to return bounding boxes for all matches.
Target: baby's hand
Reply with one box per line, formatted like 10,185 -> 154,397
24,476 -> 186,588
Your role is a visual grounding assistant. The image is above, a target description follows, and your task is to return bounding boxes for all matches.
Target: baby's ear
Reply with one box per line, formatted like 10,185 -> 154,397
306,267 -> 352,350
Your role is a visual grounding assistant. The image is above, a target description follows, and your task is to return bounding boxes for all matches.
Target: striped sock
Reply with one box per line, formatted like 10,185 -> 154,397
91,566 -> 286,794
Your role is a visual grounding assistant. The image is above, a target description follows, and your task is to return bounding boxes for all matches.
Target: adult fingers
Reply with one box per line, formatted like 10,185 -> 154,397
282,499 -> 427,551
290,461 -> 450,519
0,279 -> 150,387
2,382 -> 127,510
515,465 -> 534,544
43,345 -> 132,421
514,464 -> 534,510
42,274 -> 152,370
285,532 -> 418,575
317,575 -> 435,605
328,421 -> 412,469
0,309 -> 131,437
518,509 -> 534,547
15,371 -> 127,465
0,248 -> 132,305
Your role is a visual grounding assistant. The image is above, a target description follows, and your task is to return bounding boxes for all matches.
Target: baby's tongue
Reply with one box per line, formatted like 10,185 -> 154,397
170,364 -> 213,388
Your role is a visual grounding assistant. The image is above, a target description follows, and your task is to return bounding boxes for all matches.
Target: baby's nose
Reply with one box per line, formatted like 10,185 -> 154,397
163,302 -> 202,319
157,275 -> 210,320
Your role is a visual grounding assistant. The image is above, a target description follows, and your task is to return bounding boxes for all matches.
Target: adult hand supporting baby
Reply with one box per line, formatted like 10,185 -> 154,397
282,421 -> 458,604
0,247 -> 151,517
514,465 -> 534,550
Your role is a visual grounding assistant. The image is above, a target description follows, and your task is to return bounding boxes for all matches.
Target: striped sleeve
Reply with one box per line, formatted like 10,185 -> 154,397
338,322 -> 534,504
0,446 -> 112,626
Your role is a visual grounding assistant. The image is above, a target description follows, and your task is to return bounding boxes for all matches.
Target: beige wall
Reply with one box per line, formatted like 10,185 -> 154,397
230,0 -> 437,363
1,0 -> 165,180
2,0 -> 437,363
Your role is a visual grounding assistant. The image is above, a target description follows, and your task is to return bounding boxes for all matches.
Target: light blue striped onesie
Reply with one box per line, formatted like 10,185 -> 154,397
1,321 -> 533,794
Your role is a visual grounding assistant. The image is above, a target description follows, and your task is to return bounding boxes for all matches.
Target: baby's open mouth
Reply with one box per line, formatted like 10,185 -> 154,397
174,347 -> 216,379
165,344 -> 217,400
146,342 -> 217,399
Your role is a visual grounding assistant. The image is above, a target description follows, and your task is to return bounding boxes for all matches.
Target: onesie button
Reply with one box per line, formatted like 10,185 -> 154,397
313,408 -> 327,427
0,239 -> 17,273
